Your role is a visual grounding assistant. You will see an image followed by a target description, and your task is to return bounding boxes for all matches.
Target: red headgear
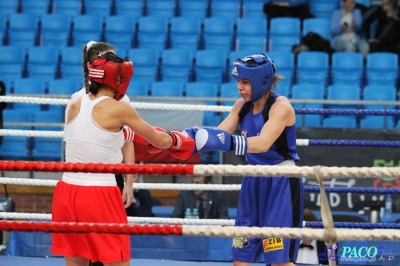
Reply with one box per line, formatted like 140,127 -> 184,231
88,53 -> 134,101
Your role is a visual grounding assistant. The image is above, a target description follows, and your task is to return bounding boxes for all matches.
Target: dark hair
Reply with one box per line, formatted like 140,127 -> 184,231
82,42 -> 115,93
204,176 -> 212,184
303,208 -> 319,222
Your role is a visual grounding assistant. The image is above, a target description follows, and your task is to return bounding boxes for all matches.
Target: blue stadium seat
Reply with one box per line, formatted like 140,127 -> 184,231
296,51 -> 329,86
302,18 -> 331,40
220,81 -> 239,119
169,17 -> 202,51
203,17 -> 235,51
331,52 -> 364,86
322,116 -> 358,129
277,83 -> 291,98
136,16 -> 169,50
8,13 -> 40,47
210,0 -> 241,19
2,109 -> 35,130
266,51 -> 295,86
114,0 -> 144,16
71,15 -> 103,47
241,1 -> 265,18
146,0 -> 177,18
160,49 -> 194,82
0,46 -> 26,79
59,46 -> 83,81
194,50 -> 229,85
229,50 -> 258,66
178,0 -> 209,18
39,14 -> 72,47
220,82 -> 239,101
185,81 -> 220,126
47,79 -> 81,96
291,83 -> 325,127
31,110 -> 64,160
366,52 -> 399,87
0,136 -> 32,159
52,0 -> 83,15
12,78 -> 46,95
362,84 -> 397,129
84,0 -> 113,17
0,0 -> 19,16
268,17 -> 301,52
150,81 -> 184,97
26,46 -> 59,79
104,15 -> 136,51
326,84 -> 361,111
127,80 -> 150,97
32,136 -> 63,161
127,48 -> 160,82
235,17 -> 267,51
309,0 -> 337,19
20,0 -> 51,15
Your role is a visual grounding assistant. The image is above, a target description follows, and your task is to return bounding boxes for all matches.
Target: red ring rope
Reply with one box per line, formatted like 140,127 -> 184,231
0,160 -> 195,175
0,220 -> 183,235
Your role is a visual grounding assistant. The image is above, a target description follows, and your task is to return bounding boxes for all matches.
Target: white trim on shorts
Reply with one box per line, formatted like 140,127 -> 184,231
62,173 -> 117,186
276,160 -> 296,166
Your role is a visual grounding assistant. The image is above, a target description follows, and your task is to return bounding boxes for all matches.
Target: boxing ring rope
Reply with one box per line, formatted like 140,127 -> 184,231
3,176 -> 400,194
1,160 -> 400,178
2,129 -> 400,147
1,96 -> 399,266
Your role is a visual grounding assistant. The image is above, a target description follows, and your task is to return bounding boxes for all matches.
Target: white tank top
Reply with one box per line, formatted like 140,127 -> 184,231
62,94 -> 124,186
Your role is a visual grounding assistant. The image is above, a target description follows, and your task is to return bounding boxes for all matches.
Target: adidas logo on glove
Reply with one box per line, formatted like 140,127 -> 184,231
217,132 -> 225,144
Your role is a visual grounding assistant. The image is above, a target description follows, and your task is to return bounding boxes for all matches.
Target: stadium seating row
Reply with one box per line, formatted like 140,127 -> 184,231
0,13 -> 336,53
0,0 -> 345,20
1,44 -> 398,91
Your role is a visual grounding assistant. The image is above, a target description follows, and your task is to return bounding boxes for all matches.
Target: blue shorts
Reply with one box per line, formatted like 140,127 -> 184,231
231,176 -> 303,265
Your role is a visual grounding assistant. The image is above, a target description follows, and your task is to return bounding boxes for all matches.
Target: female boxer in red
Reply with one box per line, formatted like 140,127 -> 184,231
51,41 -> 194,266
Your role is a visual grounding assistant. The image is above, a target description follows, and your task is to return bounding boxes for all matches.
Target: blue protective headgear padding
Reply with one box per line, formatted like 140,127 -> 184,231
231,53 -> 276,102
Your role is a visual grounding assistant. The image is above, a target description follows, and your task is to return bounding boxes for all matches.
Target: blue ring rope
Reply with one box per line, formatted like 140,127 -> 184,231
307,139 -> 400,147
294,108 -> 400,116
305,221 -> 400,229
304,186 -> 400,194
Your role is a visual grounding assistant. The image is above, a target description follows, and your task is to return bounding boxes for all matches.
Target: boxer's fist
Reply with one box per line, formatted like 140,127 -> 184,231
195,127 -> 247,155
183,127 -> 200,155
167,131 -> 195,160
123,126 -> 135,143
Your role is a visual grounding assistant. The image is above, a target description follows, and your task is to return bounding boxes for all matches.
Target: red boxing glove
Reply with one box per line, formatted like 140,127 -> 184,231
123,126 -> 135,143
166,131 -> 195,160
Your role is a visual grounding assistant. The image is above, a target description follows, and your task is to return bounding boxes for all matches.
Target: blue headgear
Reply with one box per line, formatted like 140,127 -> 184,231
231,53 -> 276,102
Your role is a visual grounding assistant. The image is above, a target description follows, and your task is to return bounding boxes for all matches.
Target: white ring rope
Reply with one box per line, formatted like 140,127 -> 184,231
0,210 -> 398,241
0,212 -> 235,226
0,178 -> 241,190
0,96 -> 231,112
182,227 -> 400,241
0,129 -> 314,146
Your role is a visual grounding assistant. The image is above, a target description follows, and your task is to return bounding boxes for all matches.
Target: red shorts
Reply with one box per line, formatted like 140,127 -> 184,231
51,180 -> 130,263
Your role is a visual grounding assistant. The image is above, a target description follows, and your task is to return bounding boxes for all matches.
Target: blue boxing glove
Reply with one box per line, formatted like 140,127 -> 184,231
183,127 -> 200,155
195,127 -> 247,155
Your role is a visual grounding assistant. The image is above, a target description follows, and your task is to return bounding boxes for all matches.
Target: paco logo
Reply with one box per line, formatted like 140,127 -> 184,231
232,237 -> 249,249
263,238 -> 284,252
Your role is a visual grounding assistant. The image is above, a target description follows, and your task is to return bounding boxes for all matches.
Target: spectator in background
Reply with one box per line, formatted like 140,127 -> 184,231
171,176 -> 229,219
124,174 -> 155,217
296,208 -> 339,265
263,0 -> 314,22
362,0 -> 400,56
0,81 -> 7,147
331,0 -> 369,57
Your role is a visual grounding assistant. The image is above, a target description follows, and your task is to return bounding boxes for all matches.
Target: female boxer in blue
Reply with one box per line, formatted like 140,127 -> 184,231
187,53 -> 303,266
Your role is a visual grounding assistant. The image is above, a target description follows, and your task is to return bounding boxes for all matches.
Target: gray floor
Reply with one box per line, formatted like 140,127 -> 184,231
0,256 -> 268,266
